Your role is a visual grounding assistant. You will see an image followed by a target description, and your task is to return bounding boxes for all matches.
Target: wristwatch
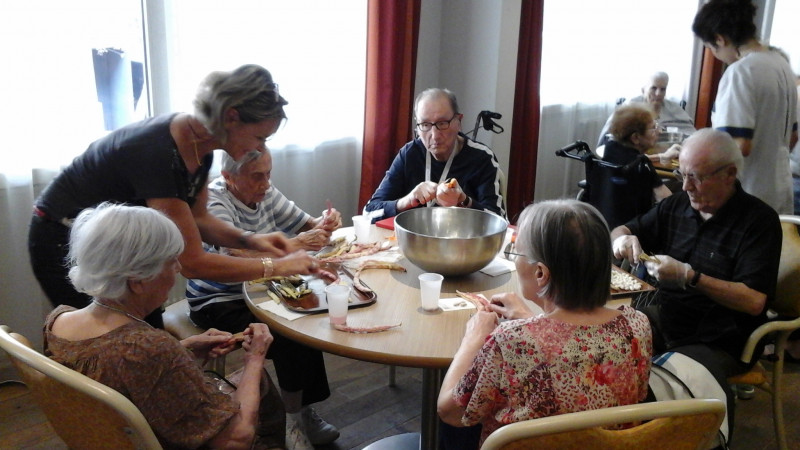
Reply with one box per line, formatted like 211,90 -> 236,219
458,195 -> 472,208
688,270 -> 702,288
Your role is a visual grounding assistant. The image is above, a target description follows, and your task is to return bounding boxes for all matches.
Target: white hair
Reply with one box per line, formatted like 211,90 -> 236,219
221,149 -> 267,175
67,203 -> 184,300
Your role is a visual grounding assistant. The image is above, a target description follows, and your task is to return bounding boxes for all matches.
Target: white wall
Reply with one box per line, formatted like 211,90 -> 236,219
415,0 -> 521,178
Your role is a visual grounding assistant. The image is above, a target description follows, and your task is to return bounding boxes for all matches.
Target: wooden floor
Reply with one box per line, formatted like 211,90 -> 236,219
2,352 -> 799,449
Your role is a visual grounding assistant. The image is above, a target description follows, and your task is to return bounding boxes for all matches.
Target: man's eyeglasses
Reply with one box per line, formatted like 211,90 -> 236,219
673,163 -> 733,185
415,113 -> 461,132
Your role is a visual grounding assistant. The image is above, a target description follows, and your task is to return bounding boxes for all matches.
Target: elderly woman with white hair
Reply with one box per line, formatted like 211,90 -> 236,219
437,200 -> 653,449
44,203 -> 286,449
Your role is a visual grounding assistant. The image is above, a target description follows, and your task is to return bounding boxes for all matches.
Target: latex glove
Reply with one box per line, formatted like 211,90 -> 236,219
612,235 -> 643,264
644,255 -> 691,289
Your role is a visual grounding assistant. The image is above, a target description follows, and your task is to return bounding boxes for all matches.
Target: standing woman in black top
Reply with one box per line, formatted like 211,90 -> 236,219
29,64 -> 326,324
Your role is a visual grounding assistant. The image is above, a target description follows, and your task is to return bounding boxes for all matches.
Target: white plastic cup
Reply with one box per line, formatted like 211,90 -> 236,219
326,284 -> 351,325
352,215 -> 372,243
418,273 -> 443,311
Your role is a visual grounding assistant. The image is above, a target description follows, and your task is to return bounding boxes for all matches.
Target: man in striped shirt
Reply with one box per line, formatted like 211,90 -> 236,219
187,149 -> 343,446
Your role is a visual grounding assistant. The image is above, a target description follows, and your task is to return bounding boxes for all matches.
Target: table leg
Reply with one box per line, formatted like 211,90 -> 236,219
421,367 -> 444,450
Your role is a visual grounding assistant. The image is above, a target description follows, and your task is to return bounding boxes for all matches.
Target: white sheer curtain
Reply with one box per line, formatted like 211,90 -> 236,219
0,1 -> 366,364
534,0 -> 701,202
0,1 -> 147,356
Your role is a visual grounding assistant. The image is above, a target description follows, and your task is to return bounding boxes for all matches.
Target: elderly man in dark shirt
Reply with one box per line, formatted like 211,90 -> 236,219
610,128 -> 781,440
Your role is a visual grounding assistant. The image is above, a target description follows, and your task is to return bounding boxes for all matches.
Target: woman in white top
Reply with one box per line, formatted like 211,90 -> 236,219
692,0 -> 798,213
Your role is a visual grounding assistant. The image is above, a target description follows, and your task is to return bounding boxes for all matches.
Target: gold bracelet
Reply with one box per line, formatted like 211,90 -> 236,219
260,257 -> 274,279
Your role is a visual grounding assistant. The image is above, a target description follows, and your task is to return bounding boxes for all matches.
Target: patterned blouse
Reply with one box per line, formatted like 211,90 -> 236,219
453,305 -> 652,444
44,306 -> 238,449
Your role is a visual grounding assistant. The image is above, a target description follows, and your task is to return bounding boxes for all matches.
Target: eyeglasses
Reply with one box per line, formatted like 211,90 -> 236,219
673,163 -> 733,185
415,114 -> 461,132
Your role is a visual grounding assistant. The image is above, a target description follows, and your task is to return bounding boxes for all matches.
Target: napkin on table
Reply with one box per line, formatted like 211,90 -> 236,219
480,256 -> 517,276
439,297 -> 477,311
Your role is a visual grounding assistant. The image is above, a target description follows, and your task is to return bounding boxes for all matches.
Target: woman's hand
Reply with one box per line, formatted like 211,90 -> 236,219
488,292 -> 534,320
181,328 -> 237,362
273,251 -> 326,277
249,231 -> 296,256
292,229 -> 332,251
241,323 -> 272,359
463,310 -> 498,345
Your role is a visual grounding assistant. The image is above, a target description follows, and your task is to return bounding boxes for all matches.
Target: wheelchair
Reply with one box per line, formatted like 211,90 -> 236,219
555,140 -> 657,230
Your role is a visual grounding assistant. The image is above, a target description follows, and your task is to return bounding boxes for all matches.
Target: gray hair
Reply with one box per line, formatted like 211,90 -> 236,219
682,128 -> 744,174
67,203 -> 184,300
221,149 -> 267,175
193,64 -> 288,143
515,199 -> 611,310
414,88 -> 460,118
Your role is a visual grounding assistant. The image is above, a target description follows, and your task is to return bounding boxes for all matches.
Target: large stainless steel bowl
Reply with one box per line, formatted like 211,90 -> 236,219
394,207 -> 508,276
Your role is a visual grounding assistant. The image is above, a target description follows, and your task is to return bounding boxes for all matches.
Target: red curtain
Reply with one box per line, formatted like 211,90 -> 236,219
506,1 -> 545,222
358,0 -> 421,210
694,47 -> 725,129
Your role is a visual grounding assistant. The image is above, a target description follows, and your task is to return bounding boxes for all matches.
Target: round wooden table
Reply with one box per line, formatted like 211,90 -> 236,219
244,225 -> 522,450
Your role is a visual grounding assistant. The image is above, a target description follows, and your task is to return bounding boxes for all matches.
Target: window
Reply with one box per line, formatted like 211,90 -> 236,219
0,0 -> 366,176
540,0 -> 699,106
769,0 -> 800,75
160,0 -> 367,151
0,0 -> 147,175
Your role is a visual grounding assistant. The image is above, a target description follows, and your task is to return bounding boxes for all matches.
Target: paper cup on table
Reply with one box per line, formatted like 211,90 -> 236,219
352,215 -> 372,243
326,284 -> 351,325
418,273 -> 443,312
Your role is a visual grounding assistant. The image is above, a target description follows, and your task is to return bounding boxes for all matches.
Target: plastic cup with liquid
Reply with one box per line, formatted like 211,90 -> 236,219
326,284 -> 351,325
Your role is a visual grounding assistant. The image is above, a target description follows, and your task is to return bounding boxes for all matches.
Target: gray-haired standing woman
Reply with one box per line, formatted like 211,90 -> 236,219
29,64 -> 328,326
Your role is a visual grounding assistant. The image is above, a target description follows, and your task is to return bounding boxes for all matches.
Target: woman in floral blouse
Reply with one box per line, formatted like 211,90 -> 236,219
437,199 -> 653,449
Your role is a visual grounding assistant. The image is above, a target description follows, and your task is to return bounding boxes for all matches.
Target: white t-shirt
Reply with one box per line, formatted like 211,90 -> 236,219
712,50 -> 798,214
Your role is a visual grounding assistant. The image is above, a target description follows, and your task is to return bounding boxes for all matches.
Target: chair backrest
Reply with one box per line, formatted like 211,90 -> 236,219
0,325 -> 162,450
480,399 -> 725,450
583,153 -> 655,230
773,215 -> 800,317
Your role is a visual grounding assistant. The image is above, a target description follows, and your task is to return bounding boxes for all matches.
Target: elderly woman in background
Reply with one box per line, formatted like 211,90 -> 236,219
29,64 -> 328,327
44,203 -> 285,449
437,200 -> 652,449
592,104 -> 674,229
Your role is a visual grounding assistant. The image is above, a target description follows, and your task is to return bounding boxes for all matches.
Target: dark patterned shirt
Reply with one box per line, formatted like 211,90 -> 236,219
625,182 -> 781,357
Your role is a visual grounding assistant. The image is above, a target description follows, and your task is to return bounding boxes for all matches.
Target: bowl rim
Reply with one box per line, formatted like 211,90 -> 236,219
394,207 -> 508,240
